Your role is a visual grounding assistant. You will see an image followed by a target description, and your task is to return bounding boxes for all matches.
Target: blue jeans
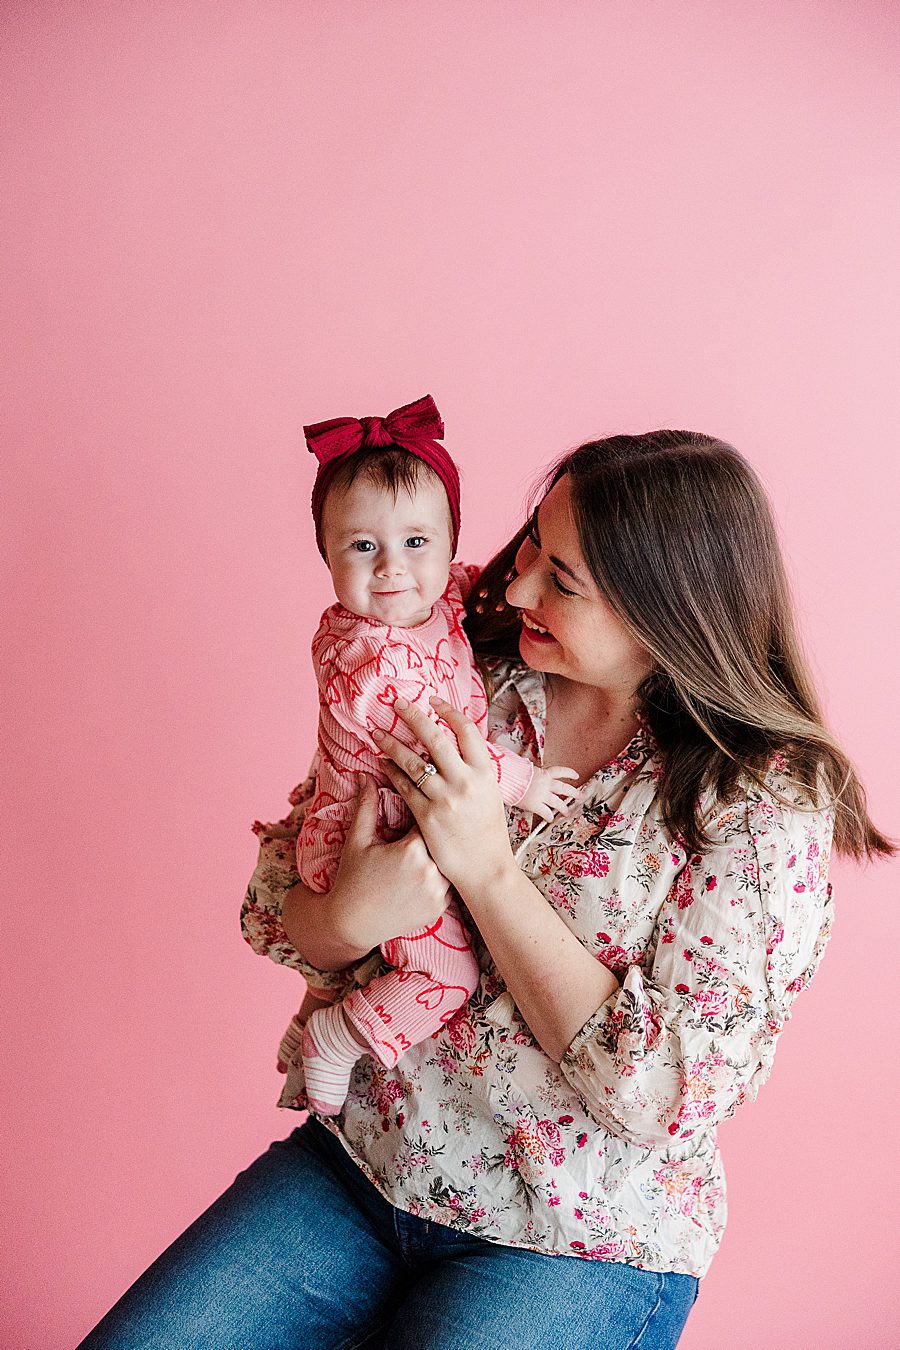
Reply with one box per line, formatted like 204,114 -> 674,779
78,1118 -> 699,1350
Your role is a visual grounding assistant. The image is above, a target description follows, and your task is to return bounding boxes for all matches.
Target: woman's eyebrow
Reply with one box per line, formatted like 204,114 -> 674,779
548,553 -> 585,585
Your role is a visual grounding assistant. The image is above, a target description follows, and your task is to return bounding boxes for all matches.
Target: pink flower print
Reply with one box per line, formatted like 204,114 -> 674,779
588,1240 -> 626,1260
446,1013 -> 476,1056
675,983 -> 690,995
586,852 -> 610,877
691,988 -> 727,1018
765,918 -> 785,955
559,850 -> 610,878
598,944 -> 628,974
670,869 -> 695,910
503,1122 -> 546,1172
704,875 -> 717,890
367,1069 -> 404,1116
536,1119 -> 566,1166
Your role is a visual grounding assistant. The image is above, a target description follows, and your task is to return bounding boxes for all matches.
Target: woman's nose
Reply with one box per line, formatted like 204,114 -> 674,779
505,565 -> 535,609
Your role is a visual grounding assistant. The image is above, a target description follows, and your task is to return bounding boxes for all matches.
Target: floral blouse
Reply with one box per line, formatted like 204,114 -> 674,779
241,659 -> 835,1279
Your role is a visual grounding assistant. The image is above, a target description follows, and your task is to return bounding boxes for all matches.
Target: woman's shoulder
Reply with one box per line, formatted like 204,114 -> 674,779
701,751 -> 834,848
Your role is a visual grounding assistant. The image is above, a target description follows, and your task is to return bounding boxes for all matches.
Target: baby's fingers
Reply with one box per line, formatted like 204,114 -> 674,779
547,766 -> 580,782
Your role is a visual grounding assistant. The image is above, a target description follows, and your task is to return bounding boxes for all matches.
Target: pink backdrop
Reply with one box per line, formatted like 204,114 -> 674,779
3,3 -> 899,1346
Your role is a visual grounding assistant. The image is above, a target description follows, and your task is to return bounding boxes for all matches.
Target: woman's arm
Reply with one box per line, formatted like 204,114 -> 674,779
284,776 -> 453,966
450,852 -> 621,1062
377,701 -> 835,1147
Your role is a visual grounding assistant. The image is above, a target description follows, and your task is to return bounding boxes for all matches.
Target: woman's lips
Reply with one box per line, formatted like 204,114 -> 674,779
520,612 -> 557,643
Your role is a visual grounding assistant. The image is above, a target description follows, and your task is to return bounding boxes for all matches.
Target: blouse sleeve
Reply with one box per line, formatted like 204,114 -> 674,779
240,760 -> 382,996
558,775 -> 836,1149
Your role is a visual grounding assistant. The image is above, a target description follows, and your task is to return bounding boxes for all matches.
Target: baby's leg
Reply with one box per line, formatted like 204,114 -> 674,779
343,898 -> 481,1068
301,900 -> 480,1116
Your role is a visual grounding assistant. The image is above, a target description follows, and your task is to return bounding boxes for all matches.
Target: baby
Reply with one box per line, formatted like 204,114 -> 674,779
279,395 -> 576,1115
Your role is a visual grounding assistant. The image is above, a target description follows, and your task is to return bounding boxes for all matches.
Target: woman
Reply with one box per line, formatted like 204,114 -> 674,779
80,431 -> 891,1350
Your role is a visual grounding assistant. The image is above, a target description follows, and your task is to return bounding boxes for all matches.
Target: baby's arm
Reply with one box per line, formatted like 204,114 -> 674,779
484,739 -> 578,822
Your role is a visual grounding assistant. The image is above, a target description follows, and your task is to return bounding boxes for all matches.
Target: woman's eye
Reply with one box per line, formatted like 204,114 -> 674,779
405,536 -> 427,548
551,572 -> 576,597
352,540 -> 376,553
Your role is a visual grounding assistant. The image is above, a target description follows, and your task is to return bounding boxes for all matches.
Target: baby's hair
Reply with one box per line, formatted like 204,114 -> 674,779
324,445 -> 442,504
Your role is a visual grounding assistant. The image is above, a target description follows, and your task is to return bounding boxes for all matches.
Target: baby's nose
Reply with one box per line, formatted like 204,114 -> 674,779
375,550 -> 406,576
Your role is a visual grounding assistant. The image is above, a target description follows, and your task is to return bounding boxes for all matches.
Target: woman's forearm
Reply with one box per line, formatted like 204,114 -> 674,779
281,882 -> 376,971
456,861 -> 620,1062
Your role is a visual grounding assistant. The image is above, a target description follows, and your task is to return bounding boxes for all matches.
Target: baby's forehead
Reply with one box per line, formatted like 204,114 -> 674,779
325,473 -> 452,530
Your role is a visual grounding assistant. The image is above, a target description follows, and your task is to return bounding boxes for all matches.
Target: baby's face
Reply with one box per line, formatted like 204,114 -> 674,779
321,473 -> 454,627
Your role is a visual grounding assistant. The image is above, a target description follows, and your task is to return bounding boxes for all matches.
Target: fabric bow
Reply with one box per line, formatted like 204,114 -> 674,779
304,394 -> 445,465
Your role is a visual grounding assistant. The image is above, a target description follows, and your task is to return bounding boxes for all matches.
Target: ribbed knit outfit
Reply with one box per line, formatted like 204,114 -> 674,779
294,563 -> 535,1073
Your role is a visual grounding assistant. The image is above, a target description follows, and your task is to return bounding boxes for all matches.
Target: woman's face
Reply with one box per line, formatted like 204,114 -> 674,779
505,476 -> 653,694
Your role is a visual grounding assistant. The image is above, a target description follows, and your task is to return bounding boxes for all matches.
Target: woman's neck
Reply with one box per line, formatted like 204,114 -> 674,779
543,676 -> 641,782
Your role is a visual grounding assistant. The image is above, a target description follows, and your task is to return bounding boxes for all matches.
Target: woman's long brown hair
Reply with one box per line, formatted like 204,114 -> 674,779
465,431 -> 893,860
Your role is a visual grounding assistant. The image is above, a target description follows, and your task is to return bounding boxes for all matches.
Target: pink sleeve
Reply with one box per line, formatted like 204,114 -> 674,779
485,740 -> 535,806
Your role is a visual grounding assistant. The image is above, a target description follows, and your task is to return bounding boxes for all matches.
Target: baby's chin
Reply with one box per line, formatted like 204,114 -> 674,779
356,591 -> 439,627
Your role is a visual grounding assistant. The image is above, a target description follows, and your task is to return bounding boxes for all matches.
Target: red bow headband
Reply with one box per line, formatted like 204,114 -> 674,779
305,394 -> 461,559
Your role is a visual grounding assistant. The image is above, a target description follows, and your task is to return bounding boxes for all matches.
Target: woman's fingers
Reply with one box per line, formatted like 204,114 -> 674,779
378,756 -> 418,806
427,698 -> 489,765
380,697 -> 465,780
345,773 -> 380,848
371,725 -> 444,790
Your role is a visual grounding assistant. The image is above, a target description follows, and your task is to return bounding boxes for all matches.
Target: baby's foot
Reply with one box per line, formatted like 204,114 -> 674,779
277,1013 -> 306,1074
302,1005 -> 367,1116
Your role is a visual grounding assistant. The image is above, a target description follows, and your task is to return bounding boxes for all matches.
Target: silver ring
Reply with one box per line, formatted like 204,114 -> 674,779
413,762 -> 439,790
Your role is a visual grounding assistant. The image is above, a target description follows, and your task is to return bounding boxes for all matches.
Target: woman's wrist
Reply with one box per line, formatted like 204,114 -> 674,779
453,852 -> 521,917
282,882 -> 375,970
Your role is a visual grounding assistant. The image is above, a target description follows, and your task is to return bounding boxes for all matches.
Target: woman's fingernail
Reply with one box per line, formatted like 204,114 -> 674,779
371,728 -> 384,740
394,697 -> 409,710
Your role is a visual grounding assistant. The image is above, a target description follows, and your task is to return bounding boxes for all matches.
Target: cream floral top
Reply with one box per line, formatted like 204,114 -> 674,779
242,659 -> 835,1278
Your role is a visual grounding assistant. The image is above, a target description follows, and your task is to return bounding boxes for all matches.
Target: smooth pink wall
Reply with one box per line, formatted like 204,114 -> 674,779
3,3 -> 899,1346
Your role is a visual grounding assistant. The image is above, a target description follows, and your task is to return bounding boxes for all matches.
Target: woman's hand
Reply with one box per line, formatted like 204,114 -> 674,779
374,696 -> 620,1062
372,696 -> 518,895
282,773 -> 453,969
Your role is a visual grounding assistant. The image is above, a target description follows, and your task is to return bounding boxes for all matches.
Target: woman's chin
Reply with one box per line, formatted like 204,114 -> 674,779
518,630 -> 559,671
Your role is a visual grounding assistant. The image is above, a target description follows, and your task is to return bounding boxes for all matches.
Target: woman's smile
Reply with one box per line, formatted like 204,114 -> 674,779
520,610 -> 557,643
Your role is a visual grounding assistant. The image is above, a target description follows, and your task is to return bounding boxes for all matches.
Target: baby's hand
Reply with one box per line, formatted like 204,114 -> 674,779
518,765 -> 579,823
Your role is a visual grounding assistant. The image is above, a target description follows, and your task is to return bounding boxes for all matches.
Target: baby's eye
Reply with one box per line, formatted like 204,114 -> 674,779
351,540 -> 376,553
405,536 -> 427,549
550,572 -> 576,597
